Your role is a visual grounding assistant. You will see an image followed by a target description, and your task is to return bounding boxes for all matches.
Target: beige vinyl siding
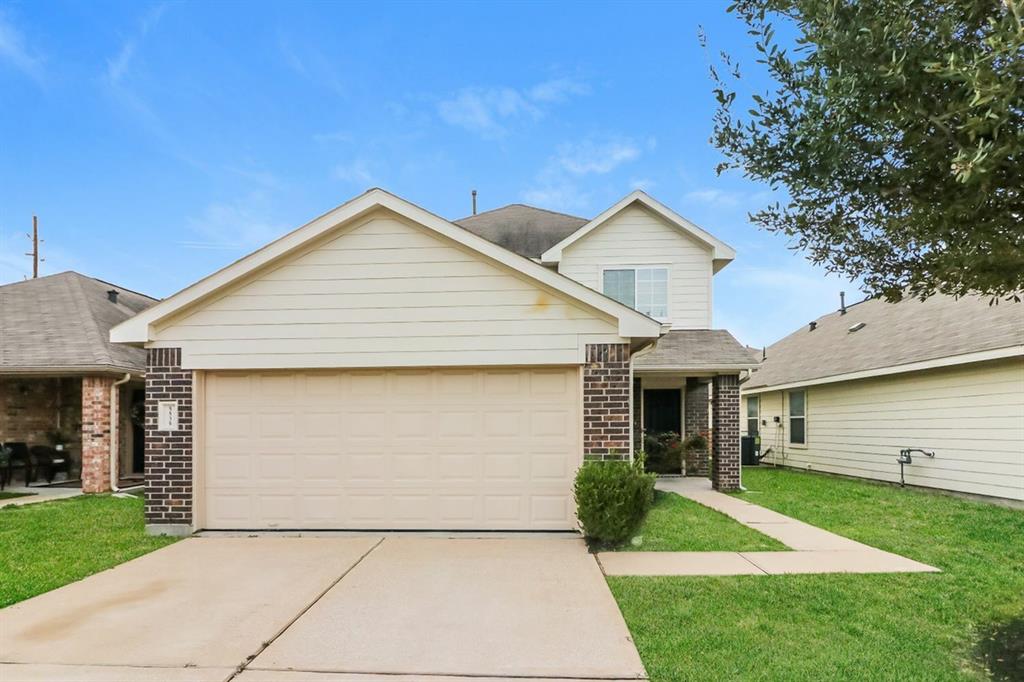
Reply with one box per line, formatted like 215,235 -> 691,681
745,358 -> 1024,501
153,209 -> 622,369
556,205 -> 713,329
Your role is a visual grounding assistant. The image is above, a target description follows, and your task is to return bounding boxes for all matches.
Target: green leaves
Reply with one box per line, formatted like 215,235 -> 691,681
707,0 -> 1024,301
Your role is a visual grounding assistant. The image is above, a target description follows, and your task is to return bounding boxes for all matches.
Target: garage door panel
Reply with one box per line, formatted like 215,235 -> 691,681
203,367 -> 580,530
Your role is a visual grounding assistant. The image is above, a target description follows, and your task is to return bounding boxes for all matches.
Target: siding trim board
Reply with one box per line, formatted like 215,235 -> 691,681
744,345 -> 1024,394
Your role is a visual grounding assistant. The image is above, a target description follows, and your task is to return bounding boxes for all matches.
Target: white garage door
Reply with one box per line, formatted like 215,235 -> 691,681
201,368 -> 580,530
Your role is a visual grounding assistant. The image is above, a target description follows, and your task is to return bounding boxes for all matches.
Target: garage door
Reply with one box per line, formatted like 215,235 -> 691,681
201,368 -> 580,530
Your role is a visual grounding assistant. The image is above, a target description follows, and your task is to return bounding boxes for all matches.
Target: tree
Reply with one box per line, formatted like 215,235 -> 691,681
706,0 -> 1024,301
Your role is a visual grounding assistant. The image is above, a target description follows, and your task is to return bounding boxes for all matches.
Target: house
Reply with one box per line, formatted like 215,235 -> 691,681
0,272 -> 157,491
741,293 -> 1024,502
111,188 -> 755,535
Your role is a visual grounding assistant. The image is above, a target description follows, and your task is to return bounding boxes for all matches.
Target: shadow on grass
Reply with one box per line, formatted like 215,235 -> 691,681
975,614 -> 1024,681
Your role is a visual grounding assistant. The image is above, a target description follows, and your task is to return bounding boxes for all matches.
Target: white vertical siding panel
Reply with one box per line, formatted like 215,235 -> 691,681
743,358 -> 1024,501
556,205 -> 714,329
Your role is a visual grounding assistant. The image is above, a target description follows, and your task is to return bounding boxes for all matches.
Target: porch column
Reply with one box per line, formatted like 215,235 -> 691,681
684,378 -> 710,476
81,375 -> 115,493
711,374 -> 741,491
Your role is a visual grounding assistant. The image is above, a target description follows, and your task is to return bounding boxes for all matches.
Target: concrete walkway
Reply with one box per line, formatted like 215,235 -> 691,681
598,477 -> 940,577
0,486 -> 81,508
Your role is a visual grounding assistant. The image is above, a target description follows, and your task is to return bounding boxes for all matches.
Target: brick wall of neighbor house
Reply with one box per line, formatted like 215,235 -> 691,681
583,344 -> 632,460
711,374 -> 741,491
81,376 -> 115,493
0,378 -> 83,470
684,378 -> 710,476
145,348 -> 194,528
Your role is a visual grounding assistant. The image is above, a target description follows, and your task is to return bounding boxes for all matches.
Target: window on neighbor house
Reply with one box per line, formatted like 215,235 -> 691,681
602,267 -> 668,319
746,395 -> 759,437
788,390 -> 806,444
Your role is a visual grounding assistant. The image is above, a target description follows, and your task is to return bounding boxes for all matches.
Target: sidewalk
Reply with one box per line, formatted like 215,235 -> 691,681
597,477 -> 940,577
0,486 -> 82,508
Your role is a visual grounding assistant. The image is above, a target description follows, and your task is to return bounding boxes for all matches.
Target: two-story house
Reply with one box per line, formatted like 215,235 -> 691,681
111,189 -> 753,535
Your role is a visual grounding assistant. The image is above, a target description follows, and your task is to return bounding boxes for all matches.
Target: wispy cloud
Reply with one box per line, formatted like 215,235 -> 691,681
528,77 -> 590,103
181,196 -> 286,251
0,9 -> 44,82
555,137 -> 643,175
105,3 -> 167,85
437,77 -> 589,138
332,159 -> 381,187
278,36 -> 346,96
522,134 -> 648,212
683,187 -> 740,208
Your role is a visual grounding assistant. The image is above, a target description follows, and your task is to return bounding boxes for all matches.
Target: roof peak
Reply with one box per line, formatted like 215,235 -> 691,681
456,203 -> 588,224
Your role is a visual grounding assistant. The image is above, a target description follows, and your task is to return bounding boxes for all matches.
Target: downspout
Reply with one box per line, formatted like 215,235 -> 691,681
110,373 -> 132,493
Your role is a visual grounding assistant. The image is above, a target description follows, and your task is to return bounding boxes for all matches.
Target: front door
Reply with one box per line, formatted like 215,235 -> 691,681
643,389 -> 682,437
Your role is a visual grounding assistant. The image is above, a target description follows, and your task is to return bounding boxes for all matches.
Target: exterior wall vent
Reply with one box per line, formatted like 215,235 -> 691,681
848,321 -> 866,333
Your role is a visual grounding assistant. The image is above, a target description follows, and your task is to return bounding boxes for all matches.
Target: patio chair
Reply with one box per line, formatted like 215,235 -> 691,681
29,445 -> 72,485
1,442 -> 31,487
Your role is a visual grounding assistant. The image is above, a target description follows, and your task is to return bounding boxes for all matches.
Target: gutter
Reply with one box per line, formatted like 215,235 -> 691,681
109,373 -> 132,493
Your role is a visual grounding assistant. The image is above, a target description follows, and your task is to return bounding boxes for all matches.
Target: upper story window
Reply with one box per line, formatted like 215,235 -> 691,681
602,267 -> 668,319
788,390 -> 806,445
746,395 -> 759,437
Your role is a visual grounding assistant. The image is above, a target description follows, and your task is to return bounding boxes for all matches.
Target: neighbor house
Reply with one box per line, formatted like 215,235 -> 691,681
111,189 -> 754,535
742,294 -> 1024,502
0,272 -> 156,491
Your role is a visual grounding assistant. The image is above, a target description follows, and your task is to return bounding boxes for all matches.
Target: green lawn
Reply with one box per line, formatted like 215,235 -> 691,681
618,490 -> 785,552
608,467 -> 1024,681
0,495 -> 178,608
0,491 -> 35,500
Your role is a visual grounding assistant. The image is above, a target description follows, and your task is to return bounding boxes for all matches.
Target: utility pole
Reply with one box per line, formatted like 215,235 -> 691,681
25,215 -> 43,278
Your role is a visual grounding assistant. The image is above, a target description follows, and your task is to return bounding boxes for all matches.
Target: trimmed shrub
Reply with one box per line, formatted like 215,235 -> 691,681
574,460 -> 656,545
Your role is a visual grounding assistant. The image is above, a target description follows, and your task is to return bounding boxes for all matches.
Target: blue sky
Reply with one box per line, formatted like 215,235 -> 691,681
0,0 -> 856,348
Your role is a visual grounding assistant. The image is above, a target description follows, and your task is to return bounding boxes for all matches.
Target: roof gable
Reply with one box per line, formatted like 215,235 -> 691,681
112,189 -> 663,345
540,190 -> 736,272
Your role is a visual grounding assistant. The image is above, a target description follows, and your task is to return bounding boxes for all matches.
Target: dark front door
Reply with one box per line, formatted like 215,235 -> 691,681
131,389 -> 145,473
643,389 -> 682,436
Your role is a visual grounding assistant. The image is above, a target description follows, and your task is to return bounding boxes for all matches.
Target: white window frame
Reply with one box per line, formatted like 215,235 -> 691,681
745,395 -> 760,437
598,264 -> 671,322
787,390 -> 807,447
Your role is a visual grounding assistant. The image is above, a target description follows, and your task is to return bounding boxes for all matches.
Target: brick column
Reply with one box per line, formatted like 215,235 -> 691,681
145,348 -> 194,535
711,374 -> 741,491
582,344 -> 631,460
684,378 -> 710,476
81,376 -> 115,493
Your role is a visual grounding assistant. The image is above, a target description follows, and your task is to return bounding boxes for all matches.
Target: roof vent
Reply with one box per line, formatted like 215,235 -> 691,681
808,321 -> 817,331
107,289 -> 119,304
848,321 -> 866,333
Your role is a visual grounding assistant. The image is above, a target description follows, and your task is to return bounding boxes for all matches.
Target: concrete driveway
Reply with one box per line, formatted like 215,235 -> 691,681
0,536 -> 645,682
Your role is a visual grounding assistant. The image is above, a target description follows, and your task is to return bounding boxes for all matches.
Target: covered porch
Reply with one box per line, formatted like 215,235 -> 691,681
632,330 -> 759,491
0,374 -> 145,492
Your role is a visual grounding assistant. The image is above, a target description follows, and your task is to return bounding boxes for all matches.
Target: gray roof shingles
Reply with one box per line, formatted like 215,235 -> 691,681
744,293 -> 1024,390
634,329 -> 758,370
454,204 -> 588,259
0,271 -> 156,374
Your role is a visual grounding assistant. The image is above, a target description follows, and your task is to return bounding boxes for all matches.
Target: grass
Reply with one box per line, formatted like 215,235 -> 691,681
0,491 -> 35,500
608,467 -> 1024,681
0,495 -> 178,608
617,490 -> 785,552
